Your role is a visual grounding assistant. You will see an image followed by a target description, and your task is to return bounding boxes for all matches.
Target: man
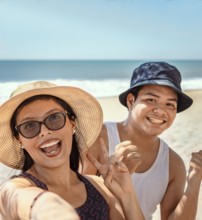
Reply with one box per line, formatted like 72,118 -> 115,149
82,62 -> 202,220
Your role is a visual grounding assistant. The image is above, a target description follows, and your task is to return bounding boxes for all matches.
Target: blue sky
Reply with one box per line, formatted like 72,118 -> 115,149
0,0 -> 202,60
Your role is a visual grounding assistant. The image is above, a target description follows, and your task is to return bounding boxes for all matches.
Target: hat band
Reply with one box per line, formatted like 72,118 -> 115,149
130,77 -> 182,91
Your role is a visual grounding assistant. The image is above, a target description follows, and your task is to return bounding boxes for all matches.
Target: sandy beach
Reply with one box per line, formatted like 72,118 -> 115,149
98,89 -> 202,220
0,89 -> 201,219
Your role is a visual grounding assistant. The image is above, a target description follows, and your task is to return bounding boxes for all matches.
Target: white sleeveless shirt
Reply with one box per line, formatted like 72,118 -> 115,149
105,121 -> 169,220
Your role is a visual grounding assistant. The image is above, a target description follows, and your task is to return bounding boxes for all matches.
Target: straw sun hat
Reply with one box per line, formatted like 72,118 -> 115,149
0,81 -> 103,169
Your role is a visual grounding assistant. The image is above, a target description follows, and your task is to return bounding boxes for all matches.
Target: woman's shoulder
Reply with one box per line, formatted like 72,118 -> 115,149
83,174 -> 116,203
84,174 -> 104,187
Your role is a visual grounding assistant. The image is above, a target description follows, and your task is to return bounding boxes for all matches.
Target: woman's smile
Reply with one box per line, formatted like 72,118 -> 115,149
39,139 -> 62,157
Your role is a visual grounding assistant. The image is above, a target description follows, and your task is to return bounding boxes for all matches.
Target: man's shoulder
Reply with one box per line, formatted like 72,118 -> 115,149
168,147 -> 186,179
159,139 -> 185,166
169,147 -> 184,163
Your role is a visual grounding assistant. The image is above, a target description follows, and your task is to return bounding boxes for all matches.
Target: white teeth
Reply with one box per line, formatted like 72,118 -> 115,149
40,140 -> 60,149
149,117 -> 164,124
49,150 -> 57,154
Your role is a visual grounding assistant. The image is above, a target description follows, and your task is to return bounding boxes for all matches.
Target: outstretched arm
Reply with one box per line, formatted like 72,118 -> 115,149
0,178 -> 80,220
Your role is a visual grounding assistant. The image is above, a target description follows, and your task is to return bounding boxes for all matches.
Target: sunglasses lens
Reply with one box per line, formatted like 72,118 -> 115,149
45,113 -> 66,131
17,112 -> 67,139
19,122 -> 40,138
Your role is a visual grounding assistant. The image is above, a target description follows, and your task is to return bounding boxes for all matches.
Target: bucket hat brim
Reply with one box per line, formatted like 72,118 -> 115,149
119,79 -> 193,113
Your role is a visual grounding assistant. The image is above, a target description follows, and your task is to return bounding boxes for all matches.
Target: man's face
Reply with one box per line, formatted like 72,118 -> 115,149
127,85 -> 178,136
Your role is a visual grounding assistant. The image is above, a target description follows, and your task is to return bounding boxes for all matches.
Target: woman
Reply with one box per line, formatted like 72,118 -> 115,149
0,81 -> 144,220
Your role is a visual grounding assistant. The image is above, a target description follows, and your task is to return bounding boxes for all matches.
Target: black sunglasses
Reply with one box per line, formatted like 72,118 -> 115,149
15,111 -> 68,139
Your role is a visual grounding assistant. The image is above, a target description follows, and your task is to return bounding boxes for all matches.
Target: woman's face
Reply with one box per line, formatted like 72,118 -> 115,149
15,99 -> 75,169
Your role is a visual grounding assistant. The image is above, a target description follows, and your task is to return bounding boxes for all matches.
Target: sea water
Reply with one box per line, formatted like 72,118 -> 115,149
0,59 -> 202,104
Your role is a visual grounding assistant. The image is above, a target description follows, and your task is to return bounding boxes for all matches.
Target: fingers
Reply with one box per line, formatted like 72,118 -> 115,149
115,140 -> 133,152
109,157 -> 129,173
126,152 -> 142,173
126,152 -> 141,161
86,152 -> 102,170
86,138 -> 110,177
104,164 -> 114,185
87,138 -> 142,179
190,150 -> 202,171
115,160 -> 129,172
86,137 -> 109,171
99,138 -> 109,164
114,141 -> 141,173
115,141 -> 139,158
104,161 -> 128,186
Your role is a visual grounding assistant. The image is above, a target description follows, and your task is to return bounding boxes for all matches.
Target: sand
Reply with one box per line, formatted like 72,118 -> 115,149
0,89 -> 201,219
98,89 -> 202,220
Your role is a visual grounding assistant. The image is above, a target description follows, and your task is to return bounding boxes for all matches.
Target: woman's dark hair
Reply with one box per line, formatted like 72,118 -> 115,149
10,95 -> 80,172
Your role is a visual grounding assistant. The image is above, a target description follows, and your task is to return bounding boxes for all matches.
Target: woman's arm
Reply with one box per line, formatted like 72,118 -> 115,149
0,178 -> 79,220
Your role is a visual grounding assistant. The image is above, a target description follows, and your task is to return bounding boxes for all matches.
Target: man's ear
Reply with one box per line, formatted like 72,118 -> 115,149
126,93 -> 135,109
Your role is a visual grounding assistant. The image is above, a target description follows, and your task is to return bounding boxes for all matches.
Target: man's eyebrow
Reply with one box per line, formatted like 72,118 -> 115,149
144,92 -> 159,97
144,92 -> 178,102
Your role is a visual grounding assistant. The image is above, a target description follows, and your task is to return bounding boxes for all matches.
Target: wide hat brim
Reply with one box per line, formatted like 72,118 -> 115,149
0,86 -> 103,169
119,79 -> 193,113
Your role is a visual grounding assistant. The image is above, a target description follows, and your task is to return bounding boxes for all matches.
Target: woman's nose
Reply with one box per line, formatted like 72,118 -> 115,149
39,123 -> 52,137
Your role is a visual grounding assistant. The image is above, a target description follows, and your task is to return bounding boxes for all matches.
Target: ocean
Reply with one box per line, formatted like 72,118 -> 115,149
0,59 -> 202,104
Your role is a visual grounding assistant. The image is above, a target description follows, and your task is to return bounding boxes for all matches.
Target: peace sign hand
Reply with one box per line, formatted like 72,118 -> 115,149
87,138 -> 141,199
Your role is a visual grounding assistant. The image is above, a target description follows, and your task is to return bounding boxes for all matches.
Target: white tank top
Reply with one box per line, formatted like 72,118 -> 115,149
105,121 -> 169,220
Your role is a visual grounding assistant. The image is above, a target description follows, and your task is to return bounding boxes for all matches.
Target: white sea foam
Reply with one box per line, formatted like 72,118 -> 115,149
181,78 -> 202,91
1,78 -> 202,104
0,79 -> 128,104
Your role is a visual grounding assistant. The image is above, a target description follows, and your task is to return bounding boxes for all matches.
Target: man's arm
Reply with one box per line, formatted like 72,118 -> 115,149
161,149 -> 202,220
